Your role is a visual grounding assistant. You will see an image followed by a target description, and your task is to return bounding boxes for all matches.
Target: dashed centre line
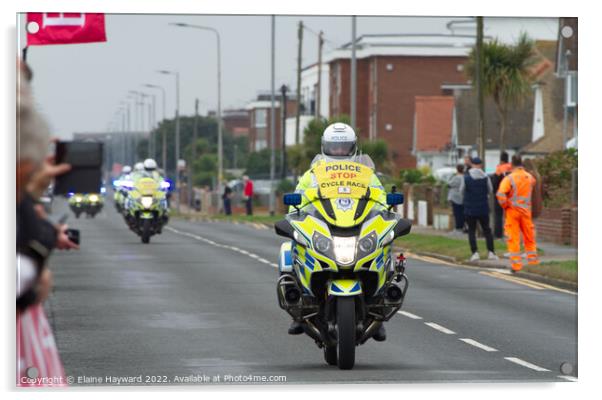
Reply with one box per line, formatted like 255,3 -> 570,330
504,357 -> 550,372
397,310 -> 423,320
424,322 -> 456,335
165,226 -> 277,269
459,338 -> 498,352
167,224 -> 561,377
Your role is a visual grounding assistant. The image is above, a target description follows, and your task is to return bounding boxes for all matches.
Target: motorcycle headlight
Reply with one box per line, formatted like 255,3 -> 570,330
311,231 -> 334,260
89,194 -> 99,202
357,231 -> 379,260
141,196 -> 154,209
333,236 -> 357,266
75,196 -> 82,203
315,235 -> 332,253
359,235 -> 376,253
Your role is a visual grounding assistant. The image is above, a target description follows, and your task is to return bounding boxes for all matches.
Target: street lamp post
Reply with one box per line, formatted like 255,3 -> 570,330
158,70 -> 181,213
144,83 -> 167,169
170,22 -> 223,196
128,91 -> 141,161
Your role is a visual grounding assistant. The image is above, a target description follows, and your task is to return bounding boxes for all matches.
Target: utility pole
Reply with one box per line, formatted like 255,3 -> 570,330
351,16 -> 357,129
147,101 -> 152,158
281,84 -> 288,179
269,15 -> 276,216
476,16 -> 485,168
316,30 -> 324,120
190,98 -> 199,209
295,20 -> 303,145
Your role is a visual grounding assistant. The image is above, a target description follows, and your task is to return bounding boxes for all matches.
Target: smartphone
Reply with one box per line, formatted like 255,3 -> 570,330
53,141 -> 104,195
66,228 -> 80,245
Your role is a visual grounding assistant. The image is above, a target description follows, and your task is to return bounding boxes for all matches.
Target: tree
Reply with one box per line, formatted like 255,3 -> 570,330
466,33 -> 539,152
138,114 -> 249,188
286,115 -> 352,176
359,139 -> 389,173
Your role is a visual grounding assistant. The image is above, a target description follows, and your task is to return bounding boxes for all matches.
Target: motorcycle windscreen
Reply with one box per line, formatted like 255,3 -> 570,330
312,160 -> 374,227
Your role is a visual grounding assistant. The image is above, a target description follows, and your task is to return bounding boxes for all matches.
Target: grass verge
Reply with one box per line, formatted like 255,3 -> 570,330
395,233 -> 508,261
524,260 -> 577,283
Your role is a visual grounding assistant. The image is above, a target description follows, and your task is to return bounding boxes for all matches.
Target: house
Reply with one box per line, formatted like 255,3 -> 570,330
246,93 -> 297,152
412,96 -> 455,171
222,109 -> 250,139
327,34 -> 474,169
300,62 -> 330,119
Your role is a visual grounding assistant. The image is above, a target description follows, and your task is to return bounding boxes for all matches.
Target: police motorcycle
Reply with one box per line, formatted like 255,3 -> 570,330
275,160 -> 412,370
123,175 -> 169,243
83,193 -> 104,218
113,166 -> 133,213
68,193 -> 86,218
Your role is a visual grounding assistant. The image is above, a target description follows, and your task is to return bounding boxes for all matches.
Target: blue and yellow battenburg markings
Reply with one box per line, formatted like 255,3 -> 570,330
328,279 -> 363,296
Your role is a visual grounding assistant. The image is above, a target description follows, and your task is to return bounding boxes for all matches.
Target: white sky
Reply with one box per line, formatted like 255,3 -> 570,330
20,14 -> 461,138
19,14 -> 558,139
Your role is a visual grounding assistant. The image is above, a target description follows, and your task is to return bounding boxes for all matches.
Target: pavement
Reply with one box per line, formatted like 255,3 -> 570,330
410,225 -> 577,264
45,199 -> 578,385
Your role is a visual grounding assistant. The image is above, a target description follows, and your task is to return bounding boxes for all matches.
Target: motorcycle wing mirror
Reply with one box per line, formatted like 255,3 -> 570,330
275,220 -> 295,240
393,218 -> 412,238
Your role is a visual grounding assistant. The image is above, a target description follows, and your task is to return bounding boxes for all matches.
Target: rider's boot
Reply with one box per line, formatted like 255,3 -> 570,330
288,320 -> 304,335
373,324 -> 387,342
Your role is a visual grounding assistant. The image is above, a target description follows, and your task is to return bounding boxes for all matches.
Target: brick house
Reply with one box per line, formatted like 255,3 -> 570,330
327,34 -> 475,169
246,94 -> 297,152
222,109 -> 250,139
412,96 -> 455,171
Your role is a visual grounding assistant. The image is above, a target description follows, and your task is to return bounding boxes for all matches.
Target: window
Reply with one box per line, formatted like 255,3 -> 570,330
255,109 -> 267,128
566,72 -> 577,108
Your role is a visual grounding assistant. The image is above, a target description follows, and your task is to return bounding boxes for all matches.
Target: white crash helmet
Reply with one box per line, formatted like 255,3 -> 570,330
133,162 -> 144,172
122,165 -> 132,174
143,158 -> 158,171
321,123 -> 357,159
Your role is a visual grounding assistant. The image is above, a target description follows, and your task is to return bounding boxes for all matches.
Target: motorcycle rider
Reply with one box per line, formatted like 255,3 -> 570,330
285,123 -> 387,341
141,158 -> 164,181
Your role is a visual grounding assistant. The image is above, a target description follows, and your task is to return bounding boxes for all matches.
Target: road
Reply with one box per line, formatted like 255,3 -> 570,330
46,199 -> 577,385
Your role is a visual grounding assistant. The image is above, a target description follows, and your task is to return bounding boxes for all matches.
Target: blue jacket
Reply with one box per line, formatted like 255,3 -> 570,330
460,168 -> 493,216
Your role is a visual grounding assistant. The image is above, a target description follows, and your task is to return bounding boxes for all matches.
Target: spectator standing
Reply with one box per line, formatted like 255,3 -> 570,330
459,157 -> 499,262
491,151 -> 512,238
17,60 -> 78,386
243,175 -> 254,216
222,182 -> 232,215
447,164 -> 465,234
497,155 -> 539,273
463,155 -> 473,174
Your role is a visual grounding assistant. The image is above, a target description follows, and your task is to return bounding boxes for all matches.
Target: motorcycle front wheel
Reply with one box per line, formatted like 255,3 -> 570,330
141,219 -> 151,244
336,296 -> 356,370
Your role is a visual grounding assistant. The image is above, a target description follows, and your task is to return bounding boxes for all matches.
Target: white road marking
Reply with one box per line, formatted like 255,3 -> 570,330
459,338 -> 498,352
397,310 -> 423,320
165,226 -> 277,270
424,322 -> 455,335
504,357 -> 550,372
558,375 -> 578,382
168,226 -> 563,373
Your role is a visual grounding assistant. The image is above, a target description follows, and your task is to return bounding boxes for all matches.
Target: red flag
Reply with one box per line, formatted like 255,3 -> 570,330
26,13 -> 106,46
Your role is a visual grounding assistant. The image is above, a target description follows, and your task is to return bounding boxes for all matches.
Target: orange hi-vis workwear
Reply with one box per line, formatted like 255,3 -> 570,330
496,167 -> 538,271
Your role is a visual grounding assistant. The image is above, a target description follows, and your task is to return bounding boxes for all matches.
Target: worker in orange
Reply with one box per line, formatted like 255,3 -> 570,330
496,154 -> 538,273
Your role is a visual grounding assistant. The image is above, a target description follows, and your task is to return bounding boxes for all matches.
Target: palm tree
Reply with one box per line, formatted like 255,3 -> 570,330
466,33 -> 539,152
